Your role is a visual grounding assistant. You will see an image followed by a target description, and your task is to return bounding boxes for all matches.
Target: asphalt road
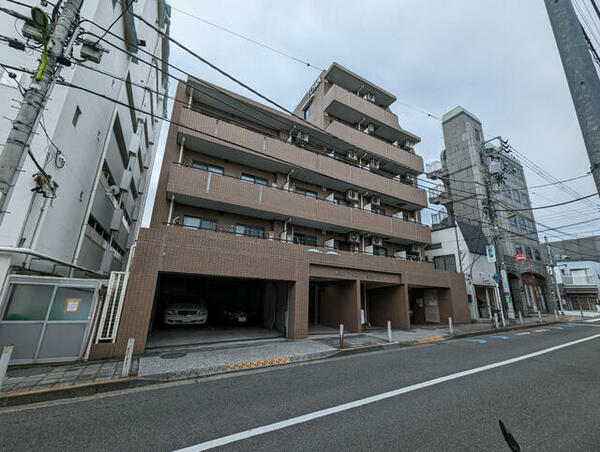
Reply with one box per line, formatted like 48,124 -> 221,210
2,323 -> 600,451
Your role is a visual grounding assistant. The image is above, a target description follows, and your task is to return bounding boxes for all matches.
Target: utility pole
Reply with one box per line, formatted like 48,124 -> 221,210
0,0 -> 84,217
544,235 -> 564,311
544,0 -> 600,195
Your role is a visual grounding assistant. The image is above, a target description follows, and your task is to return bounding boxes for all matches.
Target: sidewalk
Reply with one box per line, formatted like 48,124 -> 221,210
0,313 -> 580,406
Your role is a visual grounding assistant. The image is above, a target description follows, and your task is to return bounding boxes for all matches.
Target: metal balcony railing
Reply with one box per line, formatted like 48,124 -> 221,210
562,275 -> 596,285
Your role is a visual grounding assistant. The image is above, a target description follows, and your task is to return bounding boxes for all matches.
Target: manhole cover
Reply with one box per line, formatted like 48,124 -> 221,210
159,352 -> 187,359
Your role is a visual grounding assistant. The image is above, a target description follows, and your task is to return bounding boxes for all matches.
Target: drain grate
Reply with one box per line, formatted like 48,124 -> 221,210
159,352 -> 187,359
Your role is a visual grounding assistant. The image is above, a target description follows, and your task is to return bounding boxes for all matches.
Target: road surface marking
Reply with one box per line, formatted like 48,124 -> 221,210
490,336 -> 509,340
516,332 -> 531,335
175,332 -> 600,451
550,326 -> 564,330
225,357 -> 291,371
534,329 -> 549,333
466,339 -> 487,344
417,336 -> 446,343
584,317 -> 600,323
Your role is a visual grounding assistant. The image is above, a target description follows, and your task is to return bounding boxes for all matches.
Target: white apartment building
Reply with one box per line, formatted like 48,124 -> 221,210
553,261 -> 600,312
0,1 -> 170,364
426,217 -> 499,321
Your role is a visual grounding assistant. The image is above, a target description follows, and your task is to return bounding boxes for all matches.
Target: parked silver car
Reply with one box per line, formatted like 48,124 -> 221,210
164,302 -> 208,325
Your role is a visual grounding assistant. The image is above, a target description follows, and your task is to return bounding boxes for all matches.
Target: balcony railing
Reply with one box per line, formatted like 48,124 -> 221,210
167,162 -> 431,244
163,221 -> 426,262
178,108 -> 427,207
563,275 -> 596,286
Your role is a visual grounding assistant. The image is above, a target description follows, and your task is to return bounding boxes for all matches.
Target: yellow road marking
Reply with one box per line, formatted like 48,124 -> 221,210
225,357 -> 291,371
417,336 -> 446,343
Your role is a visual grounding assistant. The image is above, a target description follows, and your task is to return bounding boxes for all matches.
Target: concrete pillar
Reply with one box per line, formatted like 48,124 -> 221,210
319,279 -> 361,333
288,277 -> 309,339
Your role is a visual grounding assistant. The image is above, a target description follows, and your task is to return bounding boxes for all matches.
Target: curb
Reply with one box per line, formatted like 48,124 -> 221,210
0,319 -> 574,408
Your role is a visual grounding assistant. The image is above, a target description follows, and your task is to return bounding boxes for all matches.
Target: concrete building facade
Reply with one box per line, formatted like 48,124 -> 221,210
553,260 -> 600,312
427,107 -> 552,316
0,0 -> 170,278
91,64 -> 471,359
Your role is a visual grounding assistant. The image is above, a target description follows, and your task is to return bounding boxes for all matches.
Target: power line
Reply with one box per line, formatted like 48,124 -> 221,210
169,5 -> 324,72
495,192 -> 598,212
93,0 -> 135,46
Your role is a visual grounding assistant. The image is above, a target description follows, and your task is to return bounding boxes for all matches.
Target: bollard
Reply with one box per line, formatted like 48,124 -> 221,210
539,311 -> 543,324
121,338 -> 135,377
554,310 -> 559,321
581,310 -> 584,319
448,317 -> 454,334
339,324 -> 344,349
518,311 -> 524,326
0,344 -> 14,392
494,313 -> 499,329
387,320 -> 393,343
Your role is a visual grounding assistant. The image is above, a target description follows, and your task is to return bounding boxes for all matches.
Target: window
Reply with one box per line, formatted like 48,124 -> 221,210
293,233 -> 317,246
373,246 -> 387,256
372,207 -> 385,215
241,173 -> 268,186
433,254 -> 457,272
192,161 -> 224,175
509,216 -> 517,227
303,100 -> 313,120
518,217 -> 527,230
473,129 -> 481,143
235,224 -> 264,239
520,192 -> 529,205
295,187 -> 317,198
183,216 -> 216,231
72,106 -> 82,127
534,250 -> 541,261
512,190 -> 520,203
113,115 -> 130,166
125,73 -> 137,132
334,197 -> 348,206
334,240 -> 349,251
514,243 -> 522,254
525,246 -> 533,259
503,185 -> 511,199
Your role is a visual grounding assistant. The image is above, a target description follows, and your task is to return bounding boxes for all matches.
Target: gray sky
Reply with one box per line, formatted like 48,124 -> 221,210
143,0 -> 600,241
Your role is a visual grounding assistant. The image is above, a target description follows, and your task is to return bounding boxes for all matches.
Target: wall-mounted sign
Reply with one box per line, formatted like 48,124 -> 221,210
515,253 -> 527,263
65,298 -> 81,313
486,244 -> 496,263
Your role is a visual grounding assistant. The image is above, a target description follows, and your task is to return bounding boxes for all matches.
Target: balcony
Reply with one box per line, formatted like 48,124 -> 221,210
177,108 -> 427,209
425,160 -> 447,180
325,120 -> 424,174
428,184 -> 451,205
323,84 -> 420,145
166,163 -> 431,245
562,275 -> 596,286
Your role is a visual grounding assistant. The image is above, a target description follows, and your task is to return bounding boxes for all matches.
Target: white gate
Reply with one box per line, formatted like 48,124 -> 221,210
96,271 -> 129,343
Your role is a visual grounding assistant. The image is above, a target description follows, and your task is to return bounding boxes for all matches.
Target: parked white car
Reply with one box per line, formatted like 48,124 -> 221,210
164,302 -> 208,325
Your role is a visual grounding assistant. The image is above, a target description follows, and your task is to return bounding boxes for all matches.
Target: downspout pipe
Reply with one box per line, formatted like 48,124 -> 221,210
0,247 -> 107,277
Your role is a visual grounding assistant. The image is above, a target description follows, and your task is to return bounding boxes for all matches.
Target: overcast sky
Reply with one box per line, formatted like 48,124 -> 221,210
142,0 -> 600,241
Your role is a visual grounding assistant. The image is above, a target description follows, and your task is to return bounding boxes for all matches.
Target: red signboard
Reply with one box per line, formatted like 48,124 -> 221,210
515,253 -> 527,263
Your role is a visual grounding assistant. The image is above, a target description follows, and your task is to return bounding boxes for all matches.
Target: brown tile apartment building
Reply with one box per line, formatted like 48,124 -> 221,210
91,63 -> 470,359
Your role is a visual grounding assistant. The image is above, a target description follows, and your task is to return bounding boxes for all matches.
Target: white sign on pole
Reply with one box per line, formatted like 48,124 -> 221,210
500,269 -> 510,294
486,244 -> 496,263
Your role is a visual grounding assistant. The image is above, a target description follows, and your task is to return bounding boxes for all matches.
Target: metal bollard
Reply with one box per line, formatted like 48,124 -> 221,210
518,311 -> 524,326
121,338 -> 135,377
494,313 -> 499,329
554,310 -> 559,321
539,310 -> 543,324
387,320 -> 393,343
0,344 -> 14,392
339,324 -> 344,349
448,317 -> 454,334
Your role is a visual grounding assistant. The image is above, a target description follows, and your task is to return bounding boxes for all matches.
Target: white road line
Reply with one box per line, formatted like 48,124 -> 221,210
175,333 -> 600,452
584,317 -> 600,323
515,332 -> 531,335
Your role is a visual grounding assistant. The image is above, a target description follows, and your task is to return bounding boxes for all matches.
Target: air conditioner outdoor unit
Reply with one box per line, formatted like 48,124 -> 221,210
346,189 -> 359,202
410,244 -> 420,253
370,196 -> 381,206
280,231 -> 292,243
370,236 -> 383,246
394,250 -> 407,259
346,151 -> 359,162
404,140 -> 414,150
324,238 -> 335,249
365,123 -> 375,134
347,232 -> 360,243
369,158 -> 380,170
392,211 -> 404,220
405,174 -> 416,185
363,93 -> 376,102
267,231 -> 275,240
